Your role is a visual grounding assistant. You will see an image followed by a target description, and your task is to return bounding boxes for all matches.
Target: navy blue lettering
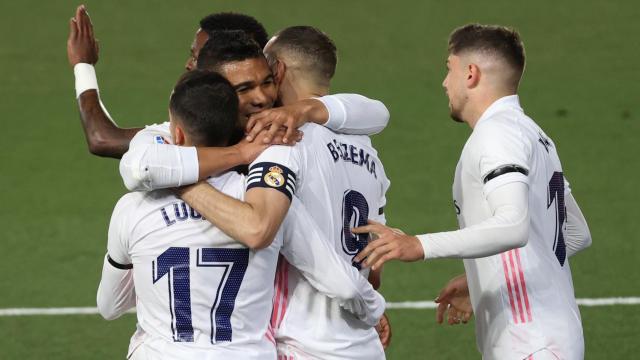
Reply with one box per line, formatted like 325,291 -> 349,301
350,145 -> 359,164
161,207 -> 176,227
327,143 -> 340,161
174,202 -> 189,221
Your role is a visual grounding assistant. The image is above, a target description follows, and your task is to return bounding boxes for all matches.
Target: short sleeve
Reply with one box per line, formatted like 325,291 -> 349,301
473,121 -> 531,196
107,194 -> 138,266
246,145 -> 302,201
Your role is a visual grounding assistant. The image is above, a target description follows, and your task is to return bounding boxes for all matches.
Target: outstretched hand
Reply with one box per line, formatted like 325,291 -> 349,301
352,220 -> 424,270
435,273 -> 473,325
236,127 -> 303,164
67,4 -> 99,67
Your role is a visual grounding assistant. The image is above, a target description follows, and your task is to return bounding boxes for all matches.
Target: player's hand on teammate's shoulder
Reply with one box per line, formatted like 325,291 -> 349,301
352,220 -> 424,270
67,4 -> 99,67
435,273 -> 473,326
375,312 -> 392,349
245,98 -> 324,144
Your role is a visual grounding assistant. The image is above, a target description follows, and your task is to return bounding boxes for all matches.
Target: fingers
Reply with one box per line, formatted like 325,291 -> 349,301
245,113 -> 269,141
283,123 -> 296,144
436,285 -> 457,304
264,121 -> 281,143
69,17 -> 78,39
436,301 -> 448,324
352,238 -> 382,263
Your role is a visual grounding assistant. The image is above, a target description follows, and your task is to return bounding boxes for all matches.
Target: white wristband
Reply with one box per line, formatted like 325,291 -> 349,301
74,63 -> 99,98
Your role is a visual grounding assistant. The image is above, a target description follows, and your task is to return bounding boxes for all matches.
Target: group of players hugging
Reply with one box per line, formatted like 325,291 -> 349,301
67,4 -> 591,360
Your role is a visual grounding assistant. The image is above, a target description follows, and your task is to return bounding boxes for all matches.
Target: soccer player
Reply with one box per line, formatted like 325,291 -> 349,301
67,5 -> 270,158
96,70 -> 385,360
178,26 -> 391,359
351,24 -> 592,360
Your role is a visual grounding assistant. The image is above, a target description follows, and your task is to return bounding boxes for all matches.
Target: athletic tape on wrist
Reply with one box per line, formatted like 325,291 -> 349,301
74,63 -> 98,98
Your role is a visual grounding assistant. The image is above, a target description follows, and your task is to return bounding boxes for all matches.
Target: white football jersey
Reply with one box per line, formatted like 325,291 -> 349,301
452,96 -> 583,359
247,123 -> 390,360
107,170 -> 384,360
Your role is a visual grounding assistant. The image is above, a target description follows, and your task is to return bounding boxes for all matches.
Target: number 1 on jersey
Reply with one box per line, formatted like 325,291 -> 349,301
547,172 -> 567,266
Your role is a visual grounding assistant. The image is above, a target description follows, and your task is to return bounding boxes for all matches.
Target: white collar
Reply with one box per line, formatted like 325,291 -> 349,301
475,95 -> 522,127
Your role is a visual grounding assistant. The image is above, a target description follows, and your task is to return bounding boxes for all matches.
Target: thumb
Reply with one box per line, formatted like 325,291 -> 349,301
436,286 -> 457,303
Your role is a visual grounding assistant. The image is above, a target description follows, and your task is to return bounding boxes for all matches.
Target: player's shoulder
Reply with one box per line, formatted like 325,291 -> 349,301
206,171 -> 246,201
129,121 -> 171,146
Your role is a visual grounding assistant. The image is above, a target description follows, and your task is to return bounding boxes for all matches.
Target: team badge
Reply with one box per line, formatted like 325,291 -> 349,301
264,166 -> 285,188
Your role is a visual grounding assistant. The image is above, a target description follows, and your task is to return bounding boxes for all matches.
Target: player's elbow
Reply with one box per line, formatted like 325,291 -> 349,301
96,295 -> 121,320
119,149 -> 148,191
87,137 -> 114,158
243,228 -> 276,250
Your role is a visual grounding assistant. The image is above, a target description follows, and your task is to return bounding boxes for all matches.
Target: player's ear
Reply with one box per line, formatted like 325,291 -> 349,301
273,59 -> 286,86
174,125 -> 186,146
467,63 -> 481,89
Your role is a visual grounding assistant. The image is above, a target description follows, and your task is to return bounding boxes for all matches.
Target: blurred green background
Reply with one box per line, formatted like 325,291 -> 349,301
1,0 -> 638,358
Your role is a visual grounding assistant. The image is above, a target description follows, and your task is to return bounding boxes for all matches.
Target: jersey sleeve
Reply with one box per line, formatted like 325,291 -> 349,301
280,198 -> 385,326
473,120 -> 531,197
419,181 -> 530,259
317,94 -> 390,135
97,194 -> 138,320
119,123 -> 199,191
246,145 -> 302,201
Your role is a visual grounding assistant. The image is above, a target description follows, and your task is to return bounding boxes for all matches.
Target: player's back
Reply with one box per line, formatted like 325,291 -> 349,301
268,123 -> 389,359
457,101 -> 583,359
118,172 -> 280,359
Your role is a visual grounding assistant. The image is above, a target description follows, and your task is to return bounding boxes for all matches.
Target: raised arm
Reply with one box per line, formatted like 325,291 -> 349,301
245,93 -> 390,143
280,198 -> 385,326
67,5 -> 141,158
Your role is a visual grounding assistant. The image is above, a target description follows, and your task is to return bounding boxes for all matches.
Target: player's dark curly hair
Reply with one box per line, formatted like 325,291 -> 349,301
199,12 -> 269,48
196,30 -> 264,72
169,70 -> 239,147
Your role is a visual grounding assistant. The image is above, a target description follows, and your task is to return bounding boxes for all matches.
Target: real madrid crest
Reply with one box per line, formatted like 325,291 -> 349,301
264,166 -> 285,188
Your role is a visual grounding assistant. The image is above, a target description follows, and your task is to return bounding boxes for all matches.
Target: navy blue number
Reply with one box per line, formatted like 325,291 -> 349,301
153,247 -> 249,343
153,247 -> 193,342
198,248 -> 249,343
341,190 -> 370,268
547,172 -> 566,266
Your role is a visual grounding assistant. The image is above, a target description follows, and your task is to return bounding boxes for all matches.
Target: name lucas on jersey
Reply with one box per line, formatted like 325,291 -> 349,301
160,202 -> 204,227
326,139 -> 377,178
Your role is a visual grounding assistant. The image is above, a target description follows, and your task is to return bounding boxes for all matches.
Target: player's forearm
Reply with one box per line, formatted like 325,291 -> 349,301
197,145 -> 249,180
96,255 -> 136,320
419,182 -> 529,259
318,93 -> 390,135
178,183 -> 278,249
77,90 -> 141,158
565,193 -> 592,257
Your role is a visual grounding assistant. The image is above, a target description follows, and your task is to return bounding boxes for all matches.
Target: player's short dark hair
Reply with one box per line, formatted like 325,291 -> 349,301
199,12 -> 269,48
448,24 -> 525,82
267,26 -> 337,86
169,70 -> 239,147
196,30 -> 265,72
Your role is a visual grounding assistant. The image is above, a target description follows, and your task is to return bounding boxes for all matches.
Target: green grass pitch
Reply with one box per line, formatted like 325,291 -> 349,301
1,0 -> 638,358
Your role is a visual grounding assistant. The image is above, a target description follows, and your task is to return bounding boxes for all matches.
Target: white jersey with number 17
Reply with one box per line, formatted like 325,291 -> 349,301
104,171 -> 384,360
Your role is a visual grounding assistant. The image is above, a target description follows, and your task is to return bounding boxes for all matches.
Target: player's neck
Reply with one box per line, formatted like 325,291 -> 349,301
280,77 -> 327,105
466,90 -> 516,128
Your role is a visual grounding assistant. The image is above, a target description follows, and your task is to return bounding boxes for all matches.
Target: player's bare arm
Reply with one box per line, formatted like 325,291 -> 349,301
67,5 -> 141,158
435,273 -> 473,326
178,183 -> 291,249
